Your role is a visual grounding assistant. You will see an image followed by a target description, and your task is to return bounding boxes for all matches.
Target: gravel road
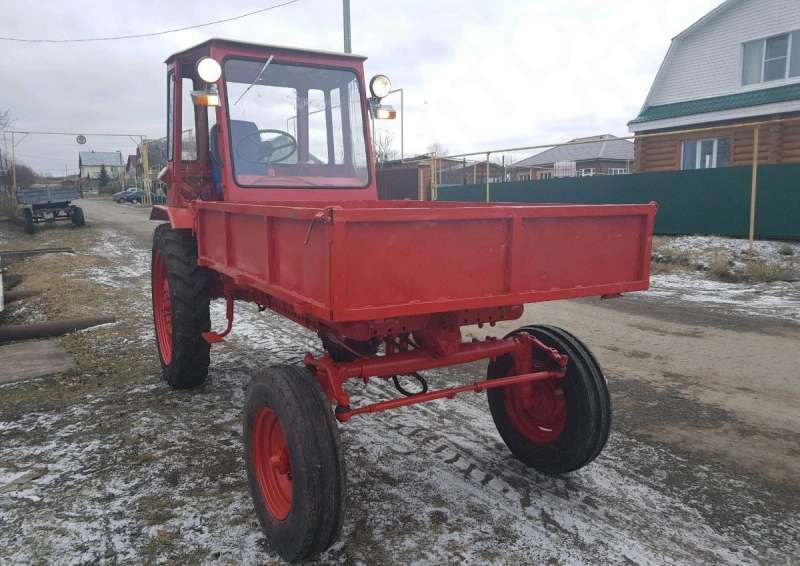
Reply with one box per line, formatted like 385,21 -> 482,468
1,198 -> 797,565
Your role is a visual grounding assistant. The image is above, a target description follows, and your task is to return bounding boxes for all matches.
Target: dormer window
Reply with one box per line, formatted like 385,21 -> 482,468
742,31 -> 800,85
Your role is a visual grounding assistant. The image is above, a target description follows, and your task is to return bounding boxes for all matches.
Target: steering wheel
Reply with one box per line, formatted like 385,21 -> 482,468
236,129 -> 298,165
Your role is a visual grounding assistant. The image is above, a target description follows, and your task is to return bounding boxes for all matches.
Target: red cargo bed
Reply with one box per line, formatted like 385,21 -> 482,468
194,200 -> 657,323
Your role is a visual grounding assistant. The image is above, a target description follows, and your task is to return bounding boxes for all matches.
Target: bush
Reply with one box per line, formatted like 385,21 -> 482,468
708,253 -> 737,281
745,261 -> 785,283
777,244 -> 795,257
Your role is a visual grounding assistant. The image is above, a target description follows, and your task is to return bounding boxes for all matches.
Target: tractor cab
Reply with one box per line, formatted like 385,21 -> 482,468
162,39 -> 389,206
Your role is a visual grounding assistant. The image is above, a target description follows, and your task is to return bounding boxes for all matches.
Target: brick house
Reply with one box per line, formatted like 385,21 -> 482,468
629,0 -> 800,172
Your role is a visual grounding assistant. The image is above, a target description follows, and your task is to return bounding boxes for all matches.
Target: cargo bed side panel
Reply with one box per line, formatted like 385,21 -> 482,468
333,206 -> 653,320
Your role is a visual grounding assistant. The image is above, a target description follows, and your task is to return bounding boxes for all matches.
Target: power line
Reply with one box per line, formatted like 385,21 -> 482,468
0,0 -> 300,43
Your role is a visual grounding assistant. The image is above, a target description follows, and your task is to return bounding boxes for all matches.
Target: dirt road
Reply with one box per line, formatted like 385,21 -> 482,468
1,198 -> 798,565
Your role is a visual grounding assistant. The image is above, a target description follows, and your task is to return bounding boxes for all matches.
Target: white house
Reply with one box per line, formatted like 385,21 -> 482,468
629,0 -> 800,172
78,151 -> 124,179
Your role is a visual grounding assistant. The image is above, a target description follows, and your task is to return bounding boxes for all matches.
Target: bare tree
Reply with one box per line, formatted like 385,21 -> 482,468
374,127 -> 399,164
426,142 -> 447,156
0,109 -> 10,131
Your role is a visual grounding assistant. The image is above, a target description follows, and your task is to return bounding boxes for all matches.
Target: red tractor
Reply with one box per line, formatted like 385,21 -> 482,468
151,39 -> 656,561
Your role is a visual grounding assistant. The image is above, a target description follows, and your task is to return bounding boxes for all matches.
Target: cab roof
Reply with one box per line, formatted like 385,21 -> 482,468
164,38 -> 367,64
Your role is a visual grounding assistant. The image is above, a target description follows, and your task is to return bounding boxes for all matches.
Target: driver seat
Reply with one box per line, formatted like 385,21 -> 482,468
209,120 -> 265,183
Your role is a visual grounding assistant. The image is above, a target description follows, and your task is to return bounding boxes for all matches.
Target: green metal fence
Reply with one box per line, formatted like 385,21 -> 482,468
436,164 -> 800,239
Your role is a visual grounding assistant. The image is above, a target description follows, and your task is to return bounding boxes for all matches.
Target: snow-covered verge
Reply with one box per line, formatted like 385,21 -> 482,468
646,236 -> 800,322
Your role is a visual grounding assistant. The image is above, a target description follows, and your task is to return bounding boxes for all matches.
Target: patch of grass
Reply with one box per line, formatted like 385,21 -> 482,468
138,495 -> 178,526
744,260 -> 785,283
651,247 -> 693,274
777,244 -> 795,257
708,253 -> 739,282
143,529 -> 180,565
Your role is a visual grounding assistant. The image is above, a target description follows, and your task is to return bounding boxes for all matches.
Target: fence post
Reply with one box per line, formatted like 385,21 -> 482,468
430,155 -> 436,201
485,152 -> 490,202
748,126 -> 760,253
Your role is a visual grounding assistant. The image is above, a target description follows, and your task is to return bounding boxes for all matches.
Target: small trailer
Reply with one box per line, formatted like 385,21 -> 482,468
151,39 -> 657,561
16,185 -> 85,234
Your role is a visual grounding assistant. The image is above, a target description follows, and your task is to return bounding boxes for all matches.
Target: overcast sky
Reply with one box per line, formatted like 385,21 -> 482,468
0,0 -> 722,176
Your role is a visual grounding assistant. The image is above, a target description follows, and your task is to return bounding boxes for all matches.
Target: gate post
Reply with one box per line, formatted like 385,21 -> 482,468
485,152 -> 490,202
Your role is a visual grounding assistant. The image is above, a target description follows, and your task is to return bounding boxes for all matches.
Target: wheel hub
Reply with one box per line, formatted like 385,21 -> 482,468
252,407 -> 293,520
505,380 -> 567,444
152,250 -> 173,364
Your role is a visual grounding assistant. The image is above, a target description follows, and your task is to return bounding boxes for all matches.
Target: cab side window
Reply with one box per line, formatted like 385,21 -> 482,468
181,77 -> 198,161
166,73 -> 175,161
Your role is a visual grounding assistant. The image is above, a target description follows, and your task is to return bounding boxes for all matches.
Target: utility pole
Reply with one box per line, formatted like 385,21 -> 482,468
141,139 -> 151,206
389,88 -> 404,160
343,0 -> 352,53
10,131 -> 17,200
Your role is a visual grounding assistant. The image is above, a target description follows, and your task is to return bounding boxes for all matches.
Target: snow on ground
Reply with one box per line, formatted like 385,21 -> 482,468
662,235 -> 800,264
646,235 -> 800,323
81,228 -> 150,288
4,292 -> 795,565
648,273 -> 800,322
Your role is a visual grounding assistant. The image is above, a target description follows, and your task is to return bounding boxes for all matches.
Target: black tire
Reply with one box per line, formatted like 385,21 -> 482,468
151,223 -> 210,389
22,209 -> 34,234
244,366 -> 345,562
70,206 -> 86,227
487,325 -> 611,475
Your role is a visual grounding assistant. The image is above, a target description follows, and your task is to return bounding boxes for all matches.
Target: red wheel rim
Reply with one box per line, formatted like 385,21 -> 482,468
505,379 -> 567,444
252,407 -> 292,520
152,250 -> 173,364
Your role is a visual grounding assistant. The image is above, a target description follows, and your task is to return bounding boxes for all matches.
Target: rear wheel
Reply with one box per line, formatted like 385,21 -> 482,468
487,325 -> 611,475
151,223 -> 210,389
244,366 -> 345,562
21,209 -> 34,234
70,206 -> 85,227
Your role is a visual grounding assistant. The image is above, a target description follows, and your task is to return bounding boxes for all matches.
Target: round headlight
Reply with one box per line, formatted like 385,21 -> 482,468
369,74 -> 391,99
197,57 -> 222,83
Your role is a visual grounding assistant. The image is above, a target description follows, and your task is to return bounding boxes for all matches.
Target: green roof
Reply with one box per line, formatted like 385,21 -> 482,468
630,83 -> 800,125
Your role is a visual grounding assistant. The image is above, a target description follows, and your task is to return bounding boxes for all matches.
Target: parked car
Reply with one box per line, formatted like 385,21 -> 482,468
112,187 -> 138,202
119,189 -> 166,204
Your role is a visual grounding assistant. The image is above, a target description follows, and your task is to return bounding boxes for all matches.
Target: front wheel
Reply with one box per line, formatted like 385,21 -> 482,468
487,325 -> 611,475
151,224 -> 210,389
244,366 -> 345,562
70,206 -> 86,227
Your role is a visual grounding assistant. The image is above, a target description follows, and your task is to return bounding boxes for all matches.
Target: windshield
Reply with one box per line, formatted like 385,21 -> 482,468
223,58 -> 369,188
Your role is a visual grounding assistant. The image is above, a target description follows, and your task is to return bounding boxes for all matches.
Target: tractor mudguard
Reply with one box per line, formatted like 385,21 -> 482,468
150,205 -> 195,230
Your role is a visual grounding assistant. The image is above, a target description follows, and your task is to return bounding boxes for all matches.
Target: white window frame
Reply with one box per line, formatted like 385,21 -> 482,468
608,167 -> 627,175
681,137 -> 730,170
540,171 -> 553,180
741,31 -> 798,86
577,168 -> 595,177
519,174 -> 531,181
